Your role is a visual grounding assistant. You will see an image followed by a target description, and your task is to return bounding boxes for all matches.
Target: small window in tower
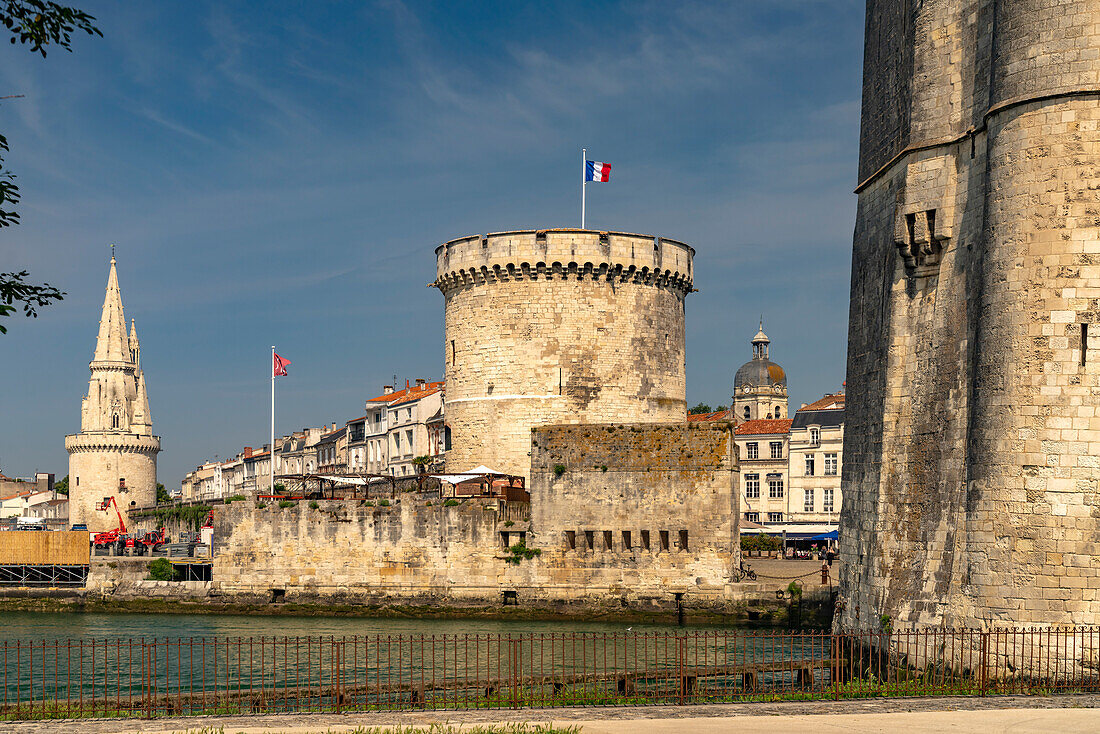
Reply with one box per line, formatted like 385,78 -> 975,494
659,530 -> 670,552
450,340 -> 455,365
640,530 -> 650,550
565,530 -> 576,550
622,530 -> 632,550
603,530 -> 613,550
112,413 -> 119,429
679,529 -> 689,551
585,530 -> 594,550
1082,324 -> 1089,366
75,477 -> 79,486
775,406 -> 782,418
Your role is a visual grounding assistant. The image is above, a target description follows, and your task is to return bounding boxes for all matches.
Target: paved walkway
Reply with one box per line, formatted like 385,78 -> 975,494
6,694 -> 1098,734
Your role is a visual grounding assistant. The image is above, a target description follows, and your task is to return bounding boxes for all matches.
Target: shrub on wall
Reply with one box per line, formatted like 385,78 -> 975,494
147,558 -> 177,582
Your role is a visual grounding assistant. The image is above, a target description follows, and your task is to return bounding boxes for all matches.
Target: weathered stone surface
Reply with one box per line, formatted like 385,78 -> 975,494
841,0 -> 1100,629
205,423 -> 743,611
433,230 -> 693,479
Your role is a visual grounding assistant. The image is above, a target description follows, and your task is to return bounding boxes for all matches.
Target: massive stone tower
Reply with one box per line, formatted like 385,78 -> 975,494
65,256 -> 160,531
839,1 -> 1100,628
433,229 -> 693,478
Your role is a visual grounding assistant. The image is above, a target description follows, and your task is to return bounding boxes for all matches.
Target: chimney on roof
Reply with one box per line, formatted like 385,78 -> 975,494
416,378 -> 426,388
406,379 -> 410,389
383,385 -> 393,395
800,403 -> 807,409
243,447 -> 253,458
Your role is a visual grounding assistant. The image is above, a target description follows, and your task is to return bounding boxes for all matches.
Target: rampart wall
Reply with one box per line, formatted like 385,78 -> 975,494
203,423 -> 742,612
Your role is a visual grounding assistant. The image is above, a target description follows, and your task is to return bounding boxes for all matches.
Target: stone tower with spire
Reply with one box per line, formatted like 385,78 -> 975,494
65,255 -> 160,531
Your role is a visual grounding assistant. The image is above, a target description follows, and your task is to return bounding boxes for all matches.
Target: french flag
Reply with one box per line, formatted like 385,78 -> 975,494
585,160 -> 610,182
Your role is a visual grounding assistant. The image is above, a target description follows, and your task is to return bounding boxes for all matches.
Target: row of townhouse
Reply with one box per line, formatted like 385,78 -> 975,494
734,393 -> 844,542
180,379 -> 449,501
0,472 -> 68,527
690,392 -> 845,545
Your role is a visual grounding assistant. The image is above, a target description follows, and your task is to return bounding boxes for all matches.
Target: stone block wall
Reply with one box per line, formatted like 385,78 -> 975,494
529,423 -> 740,601
206,422 -> 741,610
434,230 -> 693,478
67,434 -> 159,531
840,0 -> 1100,629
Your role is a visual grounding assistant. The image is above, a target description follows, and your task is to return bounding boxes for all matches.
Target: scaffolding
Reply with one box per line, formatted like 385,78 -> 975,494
0,564 -> 88,587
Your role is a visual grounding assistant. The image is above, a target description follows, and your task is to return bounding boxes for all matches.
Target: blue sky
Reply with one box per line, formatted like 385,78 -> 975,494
1,0 -> 864,487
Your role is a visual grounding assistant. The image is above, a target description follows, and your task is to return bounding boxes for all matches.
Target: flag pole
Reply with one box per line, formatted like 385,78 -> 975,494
581,147 -> 586,229
270,345 -> 275,494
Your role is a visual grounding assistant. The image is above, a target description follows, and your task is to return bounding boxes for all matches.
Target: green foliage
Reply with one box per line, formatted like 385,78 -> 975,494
255,502 -> 267,509
716,404 -> 728,411
224,494 -> 246,504
52,474 -> 68,495
1,1 -> 102,57
880,614 -> 893,633
0,270 -> 64,333
412,455 -> 431,466
553,464 -> 566,477
146,558 -> 176,582
0,2 -> 101,334
740,534 -> 781,552
443,498 -> 460,507
786,580 -> 803,598
503,520 -> 514,527
364,500 -> 375,507
688,402 -> 712,415
272,482 -> 285,493
600,465 -> 608,472
133,504 -> 211,530
308,500 -> 319,509
155,483 -> 170,504
505,541 -> 541,565
278,499 -> 295,508
377,499 -> 390,507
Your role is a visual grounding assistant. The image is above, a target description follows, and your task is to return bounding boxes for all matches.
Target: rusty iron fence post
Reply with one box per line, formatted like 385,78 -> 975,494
509,637 -> 521,710
334,638 -> 342,713
677,634 -> 686,705
980,631 -> 989,697
832,632 -> 840,701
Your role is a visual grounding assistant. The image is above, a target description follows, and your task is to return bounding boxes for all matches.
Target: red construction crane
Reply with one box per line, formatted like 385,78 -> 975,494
92,496 -> 127,547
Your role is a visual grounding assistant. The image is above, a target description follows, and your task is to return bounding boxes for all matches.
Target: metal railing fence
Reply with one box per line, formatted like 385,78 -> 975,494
1,627 -> 1098,720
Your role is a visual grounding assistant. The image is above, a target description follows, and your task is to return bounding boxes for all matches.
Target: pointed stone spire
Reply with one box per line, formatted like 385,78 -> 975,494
93,256 -> 130,363
132,369 -> 152,432
129,318 -> 140,367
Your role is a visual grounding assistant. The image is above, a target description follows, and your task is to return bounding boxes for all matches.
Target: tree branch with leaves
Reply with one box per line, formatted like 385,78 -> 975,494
1,1 -> 100,333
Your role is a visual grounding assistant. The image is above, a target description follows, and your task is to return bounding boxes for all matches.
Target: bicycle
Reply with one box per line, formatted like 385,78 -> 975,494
737,563 -> 757,581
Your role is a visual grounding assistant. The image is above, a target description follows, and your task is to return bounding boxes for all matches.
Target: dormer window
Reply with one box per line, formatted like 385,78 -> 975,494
810,427 -> 820,444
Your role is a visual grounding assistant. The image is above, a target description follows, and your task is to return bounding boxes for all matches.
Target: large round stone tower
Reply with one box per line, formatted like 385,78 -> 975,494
841,1 -> 1100,629
65,256 -> 160,532
433,229 -> 694,478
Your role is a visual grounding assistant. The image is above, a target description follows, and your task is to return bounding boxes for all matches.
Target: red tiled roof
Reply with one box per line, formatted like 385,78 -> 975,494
735,418 -> 793,436
389,386 -> 442,407
688,409 -> 736,423
366,381 -> 444,405
800,393 -> 845,411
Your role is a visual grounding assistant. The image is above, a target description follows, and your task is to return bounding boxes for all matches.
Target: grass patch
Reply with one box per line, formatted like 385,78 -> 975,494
444,498 -> 460,507
278,499 -> 296,508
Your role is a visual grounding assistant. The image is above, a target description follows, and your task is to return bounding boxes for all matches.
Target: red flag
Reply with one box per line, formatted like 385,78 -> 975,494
273,352 -> 291,377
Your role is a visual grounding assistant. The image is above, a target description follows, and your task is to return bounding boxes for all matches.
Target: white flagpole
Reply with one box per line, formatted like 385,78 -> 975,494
270,345 -> 275,494
581,147 -> 586,229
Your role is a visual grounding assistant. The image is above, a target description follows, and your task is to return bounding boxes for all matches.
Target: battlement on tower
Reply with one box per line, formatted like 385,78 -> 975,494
433,229 -> 694,296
